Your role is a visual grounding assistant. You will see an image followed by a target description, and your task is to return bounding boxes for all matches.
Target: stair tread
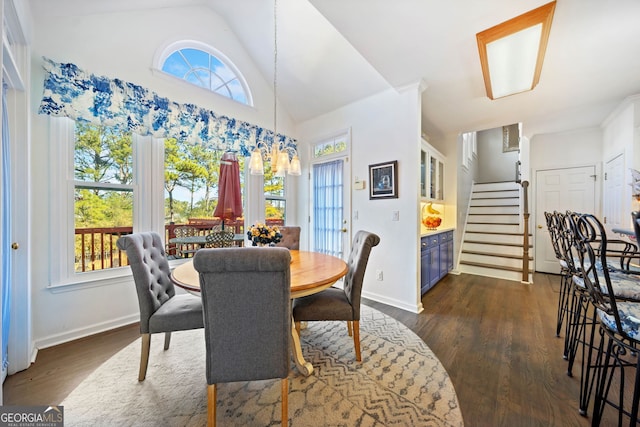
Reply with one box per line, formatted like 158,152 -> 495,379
461,249 -> 533,260
471,196 -> 519,200
466,230 -> 532,236
467,222 -> 519,225
469,213 -> 519,216
470,204 -> 520,207
464,239 -> 532,248
459,260 -> 525,273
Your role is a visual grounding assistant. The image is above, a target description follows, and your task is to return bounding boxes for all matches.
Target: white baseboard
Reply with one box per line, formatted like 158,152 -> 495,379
362,290 -> 422,313
35,314 -> 139,350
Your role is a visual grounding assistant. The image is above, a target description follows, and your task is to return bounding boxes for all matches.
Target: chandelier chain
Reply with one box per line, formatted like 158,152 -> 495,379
273,0 -> 278,137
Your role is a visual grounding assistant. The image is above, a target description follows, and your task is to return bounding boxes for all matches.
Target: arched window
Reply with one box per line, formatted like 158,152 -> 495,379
160,43 -> 251,105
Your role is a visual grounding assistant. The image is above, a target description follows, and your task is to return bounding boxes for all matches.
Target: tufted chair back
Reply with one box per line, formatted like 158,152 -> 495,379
117,231 -> 204,382
343,231 -> 381,319
276,226 -> 301,250
116,232 -> 175,333
291,230 -> 379,362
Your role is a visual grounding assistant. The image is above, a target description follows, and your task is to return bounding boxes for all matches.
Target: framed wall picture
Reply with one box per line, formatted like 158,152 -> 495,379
369,160 -> 398,199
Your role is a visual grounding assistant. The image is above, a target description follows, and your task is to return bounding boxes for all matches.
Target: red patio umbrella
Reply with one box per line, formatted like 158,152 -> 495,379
213,152 -> 243,230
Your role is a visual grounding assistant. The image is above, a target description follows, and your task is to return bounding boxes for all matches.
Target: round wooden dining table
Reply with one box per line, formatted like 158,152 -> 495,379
170,250 -> 348,376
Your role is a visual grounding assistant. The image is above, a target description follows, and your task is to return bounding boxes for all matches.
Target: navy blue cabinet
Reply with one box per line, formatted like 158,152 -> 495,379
421,230 -> 454,295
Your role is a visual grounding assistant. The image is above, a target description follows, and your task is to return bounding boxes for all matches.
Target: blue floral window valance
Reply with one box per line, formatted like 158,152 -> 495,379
37,58 -> 296,157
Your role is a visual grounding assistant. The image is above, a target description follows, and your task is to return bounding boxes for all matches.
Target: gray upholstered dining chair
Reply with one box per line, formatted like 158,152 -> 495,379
276,226 -> 301,250
292,230 -> 380,362
116,232 -> 204,381
193,247 -> 292,427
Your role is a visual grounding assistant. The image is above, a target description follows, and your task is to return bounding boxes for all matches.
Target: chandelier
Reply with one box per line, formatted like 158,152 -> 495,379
249,0 -> 301,177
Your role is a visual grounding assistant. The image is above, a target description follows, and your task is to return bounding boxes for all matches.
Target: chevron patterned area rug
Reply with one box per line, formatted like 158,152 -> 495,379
61,305 -> 463,426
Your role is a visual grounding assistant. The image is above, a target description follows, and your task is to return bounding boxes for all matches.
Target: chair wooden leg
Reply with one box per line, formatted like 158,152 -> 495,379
353,321 -> 361,362
295,321 -> 301,335
164,331 -> 172,350
139,333 -> 151,381
281,378 -> 288,426
208,384 -> 217,427
347,321 -> 353,337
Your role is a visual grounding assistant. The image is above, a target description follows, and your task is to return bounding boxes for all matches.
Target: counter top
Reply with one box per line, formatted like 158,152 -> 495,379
421,227 -> 455,237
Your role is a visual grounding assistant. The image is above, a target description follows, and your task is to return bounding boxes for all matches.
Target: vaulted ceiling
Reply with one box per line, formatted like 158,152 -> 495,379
30,0 -> 640,142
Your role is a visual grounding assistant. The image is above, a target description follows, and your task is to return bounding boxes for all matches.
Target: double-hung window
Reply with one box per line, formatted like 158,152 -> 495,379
73,123 -> 134,273
49,118 -> 164,288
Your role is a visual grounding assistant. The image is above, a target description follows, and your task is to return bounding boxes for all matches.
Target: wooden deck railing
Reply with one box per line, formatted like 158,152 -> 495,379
74,218 -> 284,273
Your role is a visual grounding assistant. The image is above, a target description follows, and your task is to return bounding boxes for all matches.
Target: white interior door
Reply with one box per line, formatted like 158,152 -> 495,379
310,156 -> 351,259
535,166 -> 597,273
603,153 -> 624,234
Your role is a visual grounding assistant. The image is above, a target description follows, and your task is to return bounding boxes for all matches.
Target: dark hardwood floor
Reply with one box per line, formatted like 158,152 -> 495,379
366,272 -> 598,427
3,323 -> 140,407
2,272 -> 619,426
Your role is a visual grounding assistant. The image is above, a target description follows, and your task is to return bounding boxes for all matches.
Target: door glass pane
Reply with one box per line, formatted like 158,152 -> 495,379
312,159 -> 343,257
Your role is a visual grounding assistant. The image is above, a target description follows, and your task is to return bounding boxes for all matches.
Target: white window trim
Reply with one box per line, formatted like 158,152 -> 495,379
152,39 -> 253,107
47,118 -> 167,290
311,129 -> 351,162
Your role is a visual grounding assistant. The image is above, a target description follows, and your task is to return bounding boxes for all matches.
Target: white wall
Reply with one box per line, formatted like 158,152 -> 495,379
296,85 -> 423,313
530,128 -> 602,173
477,127 -> 519,183
529,127 -> 603,231
455,133 -> 476,270
29,6 -> 295,347
601,96 -> 640,227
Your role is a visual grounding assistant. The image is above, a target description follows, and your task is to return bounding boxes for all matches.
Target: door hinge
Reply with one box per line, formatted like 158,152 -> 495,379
604,216 -> 607,224
603,173 -> 607,180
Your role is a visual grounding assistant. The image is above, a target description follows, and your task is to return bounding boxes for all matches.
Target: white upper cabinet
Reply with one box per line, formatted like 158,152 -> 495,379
420,139 -> 445,201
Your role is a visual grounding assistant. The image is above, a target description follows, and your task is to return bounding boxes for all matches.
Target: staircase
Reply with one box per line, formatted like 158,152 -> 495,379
459,181 -> 533,283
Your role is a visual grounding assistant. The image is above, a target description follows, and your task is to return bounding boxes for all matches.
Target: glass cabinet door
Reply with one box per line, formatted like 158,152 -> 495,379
436,158 -> 444,200
420,149 -> 427,198
429,155 -> 437,199
421,140 -> 445,201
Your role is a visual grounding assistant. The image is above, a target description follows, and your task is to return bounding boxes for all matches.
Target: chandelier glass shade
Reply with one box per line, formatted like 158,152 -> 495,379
249,144 -> 301,176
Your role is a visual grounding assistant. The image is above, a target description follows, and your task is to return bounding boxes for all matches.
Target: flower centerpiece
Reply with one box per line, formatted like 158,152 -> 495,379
247,223 -> 283,247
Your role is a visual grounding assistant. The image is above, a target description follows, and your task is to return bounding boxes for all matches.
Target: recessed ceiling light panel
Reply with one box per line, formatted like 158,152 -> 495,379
477,1 -> 556,99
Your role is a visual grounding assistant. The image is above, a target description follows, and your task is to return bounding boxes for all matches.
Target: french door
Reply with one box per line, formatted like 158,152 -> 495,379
310,157 -> 350,259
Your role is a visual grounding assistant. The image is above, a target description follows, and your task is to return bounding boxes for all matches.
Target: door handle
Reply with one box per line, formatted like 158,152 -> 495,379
11,242 -> 19,250
340,228 -> 347,233
537,225 -> 543,229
